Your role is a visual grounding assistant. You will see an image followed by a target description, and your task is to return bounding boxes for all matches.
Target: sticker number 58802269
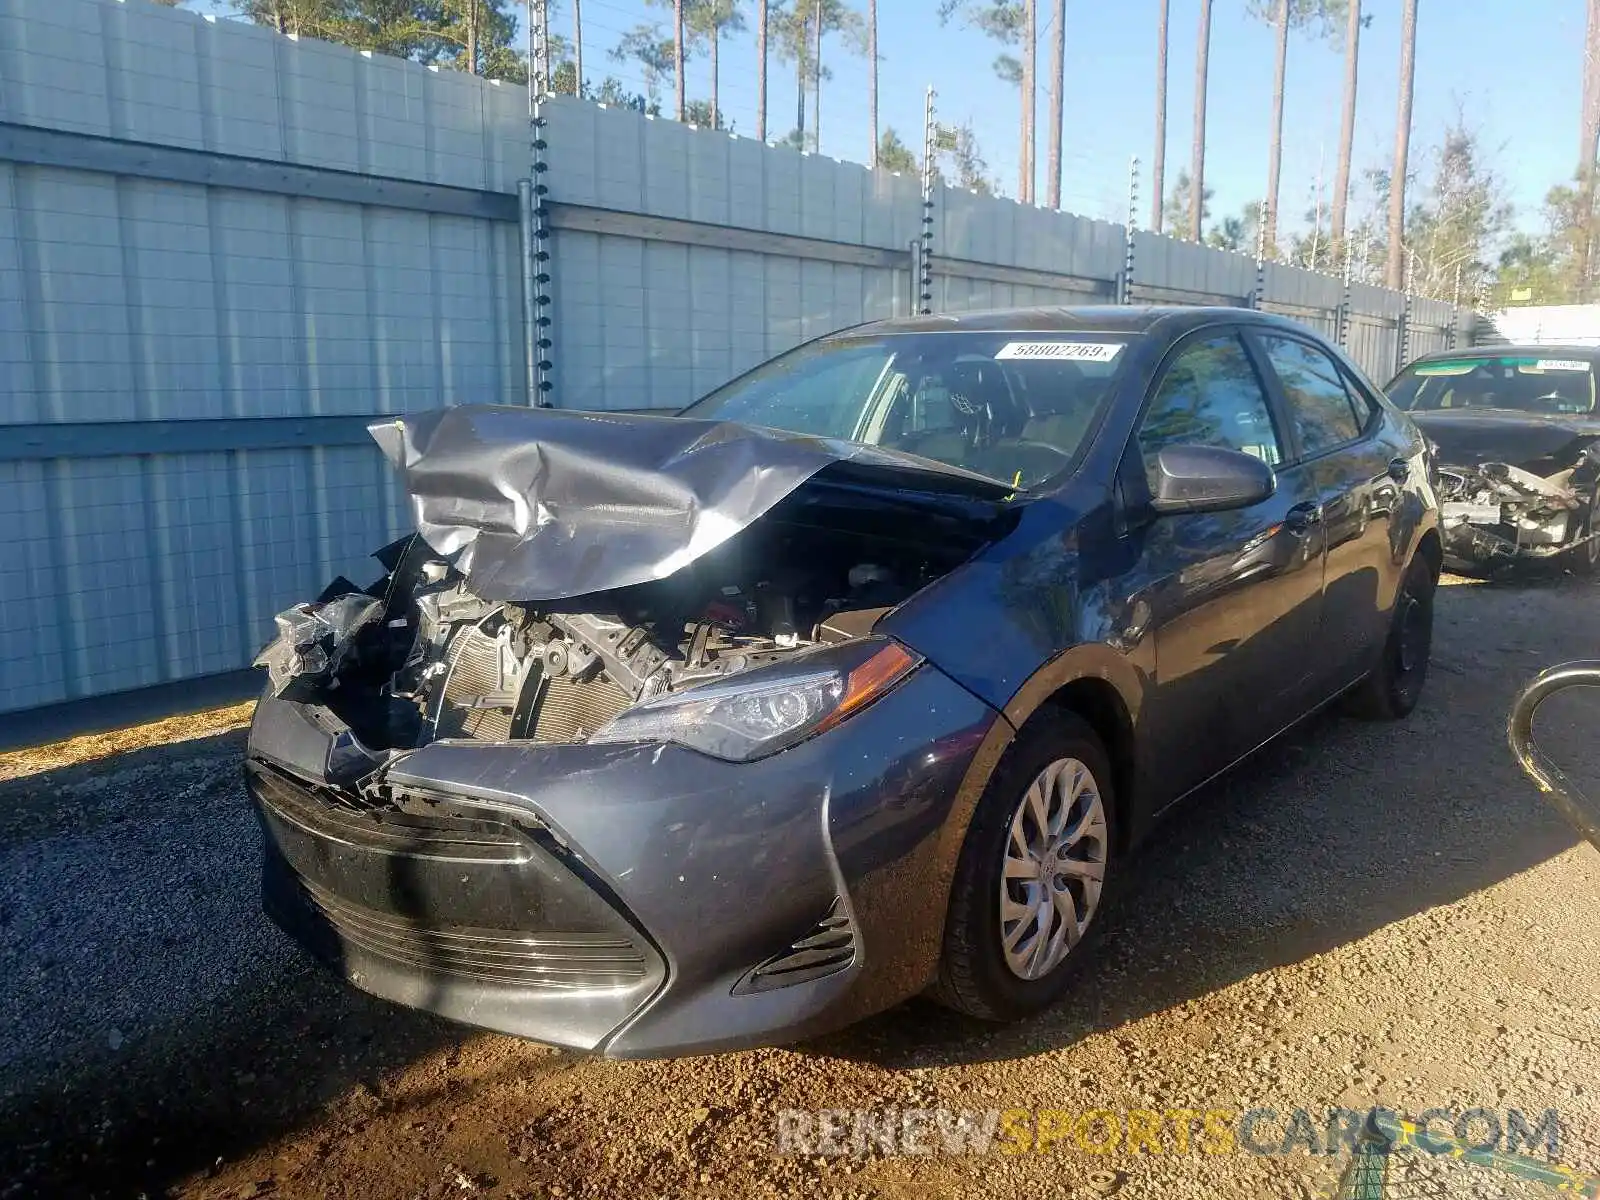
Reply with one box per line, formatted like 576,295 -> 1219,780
994,341 -> 1125,363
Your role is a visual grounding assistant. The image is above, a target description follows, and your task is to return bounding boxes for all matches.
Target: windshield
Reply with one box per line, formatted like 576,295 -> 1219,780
1388,354 -> 1596,415
678,331 -> 1131,488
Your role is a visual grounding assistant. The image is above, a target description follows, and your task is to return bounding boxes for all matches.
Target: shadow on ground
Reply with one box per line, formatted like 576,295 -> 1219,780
0,728 -> 531,1199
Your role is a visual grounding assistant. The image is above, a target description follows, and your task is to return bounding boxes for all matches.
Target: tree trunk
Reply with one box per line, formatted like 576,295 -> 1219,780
710,24 -> 720,128
756,1 -> 768,141
1190,0 -> 1211,241
1047,0 -> 1064,208
1151,0 -> 1167,231
796,44 -> 806,142
674,0 -> 686,122
467,0 -> 479,75
1263,0 -> 1289,252
811,0 -> 823,153
1330,0 -> 1360,245
572,0 -> 584,95
1579,0 -> 1600,298
1020,0 -> 1036,203
1386,0 -> 1417,290
868,0 -> 879,168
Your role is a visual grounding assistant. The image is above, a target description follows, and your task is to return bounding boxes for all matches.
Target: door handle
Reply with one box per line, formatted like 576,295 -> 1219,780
1285,502 -> 1323,535
1388,457 -> 1411,482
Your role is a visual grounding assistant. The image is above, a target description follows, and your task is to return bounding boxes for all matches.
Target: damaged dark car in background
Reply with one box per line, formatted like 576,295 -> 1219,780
245,307 -> 1442,1058
1387,347 -> 1600,573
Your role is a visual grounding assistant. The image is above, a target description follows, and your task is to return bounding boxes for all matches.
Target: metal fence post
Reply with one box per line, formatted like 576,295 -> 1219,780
530,0 -> 553,98
1120,155 -> 1138,305
1337,238 -> 1353,349
918,86 -> 937,315
1448,263 -> 1462,349
1395,250 -> 1414,375
1251,200 -> 1268,309
527,107 -> 554,405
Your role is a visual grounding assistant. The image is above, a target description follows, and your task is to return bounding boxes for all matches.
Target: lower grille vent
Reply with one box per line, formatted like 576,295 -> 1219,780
736,898 -> 857,994
297,877 -> 650,989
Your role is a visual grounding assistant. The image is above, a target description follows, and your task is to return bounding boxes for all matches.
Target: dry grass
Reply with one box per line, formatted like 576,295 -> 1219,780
0,702 -> 256,784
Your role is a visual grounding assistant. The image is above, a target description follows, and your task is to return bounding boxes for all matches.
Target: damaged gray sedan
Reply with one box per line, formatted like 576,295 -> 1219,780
246,308 -> 1440,1057
1387,347 -> 1600,572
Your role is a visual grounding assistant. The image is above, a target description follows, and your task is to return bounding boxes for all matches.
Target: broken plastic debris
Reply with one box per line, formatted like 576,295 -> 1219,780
253,594 -> 383,698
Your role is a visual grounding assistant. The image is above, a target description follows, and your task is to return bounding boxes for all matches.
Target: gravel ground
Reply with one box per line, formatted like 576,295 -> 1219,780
5,577 -> 1600,1199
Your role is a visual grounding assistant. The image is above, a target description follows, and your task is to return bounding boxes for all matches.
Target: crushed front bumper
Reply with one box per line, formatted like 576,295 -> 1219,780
246,663 -> 1002,1057
1436,466 -> 1595,569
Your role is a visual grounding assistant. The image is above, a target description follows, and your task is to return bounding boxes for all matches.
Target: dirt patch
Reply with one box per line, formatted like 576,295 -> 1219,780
6,580 -> 1600,1199
0,702 -> 255,783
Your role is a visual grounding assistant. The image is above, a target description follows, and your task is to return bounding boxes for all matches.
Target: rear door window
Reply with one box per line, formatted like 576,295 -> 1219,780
1258,335 -> 1366,456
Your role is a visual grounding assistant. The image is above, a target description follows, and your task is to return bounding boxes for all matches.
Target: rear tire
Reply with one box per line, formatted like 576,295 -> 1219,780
1342,554 -> 1436,721
931,712 -> 1117,1022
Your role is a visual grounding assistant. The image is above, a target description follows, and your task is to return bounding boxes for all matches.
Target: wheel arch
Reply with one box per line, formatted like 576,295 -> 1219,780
1026,678 -> 1137,854
933,647 -> 1145,905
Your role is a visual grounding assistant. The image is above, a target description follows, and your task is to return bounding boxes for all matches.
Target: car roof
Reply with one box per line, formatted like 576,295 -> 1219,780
1407,344 -> 1600,363
832,305 -> 1318,339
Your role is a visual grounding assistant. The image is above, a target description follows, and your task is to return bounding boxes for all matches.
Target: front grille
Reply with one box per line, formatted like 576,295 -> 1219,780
247,758 -> 527,861
296,876 -> 651,989
736,898 -> 857,994
529,673 -> 633,744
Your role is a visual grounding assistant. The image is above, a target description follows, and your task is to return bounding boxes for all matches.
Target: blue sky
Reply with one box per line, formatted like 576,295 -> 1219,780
551,0 -> 1588,236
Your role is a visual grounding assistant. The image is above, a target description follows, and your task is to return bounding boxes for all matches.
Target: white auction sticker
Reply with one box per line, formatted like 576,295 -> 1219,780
1534,358 -> 1590,372
994,340 -> 1124,363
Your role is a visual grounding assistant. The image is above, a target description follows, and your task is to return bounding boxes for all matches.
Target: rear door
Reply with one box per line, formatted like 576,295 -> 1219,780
1123,329 -> 1328,802
1250,330 -> 1409,695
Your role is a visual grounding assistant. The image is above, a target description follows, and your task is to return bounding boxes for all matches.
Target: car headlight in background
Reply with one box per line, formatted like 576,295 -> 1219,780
589,638 -> 922,761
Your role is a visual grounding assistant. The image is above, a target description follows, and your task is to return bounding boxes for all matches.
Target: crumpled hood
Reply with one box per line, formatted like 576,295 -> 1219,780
370,405 -> 1014,601
1412,409 -> 1600,470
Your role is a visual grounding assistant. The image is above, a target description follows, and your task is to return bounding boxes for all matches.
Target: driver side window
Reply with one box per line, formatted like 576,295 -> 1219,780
1138,334 -> 1284,485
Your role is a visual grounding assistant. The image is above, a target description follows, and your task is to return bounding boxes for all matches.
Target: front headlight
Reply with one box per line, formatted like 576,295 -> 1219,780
589,637 -> 922,762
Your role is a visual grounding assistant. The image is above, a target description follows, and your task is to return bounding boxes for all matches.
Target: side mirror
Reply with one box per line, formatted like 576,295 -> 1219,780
1148,445 -> 1277,515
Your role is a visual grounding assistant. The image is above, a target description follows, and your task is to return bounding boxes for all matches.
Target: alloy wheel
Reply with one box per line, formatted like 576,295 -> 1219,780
998,756 -> 1109,981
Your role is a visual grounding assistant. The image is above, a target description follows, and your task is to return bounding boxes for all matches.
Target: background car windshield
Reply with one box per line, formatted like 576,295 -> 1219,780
1388,355 -> 1596,414
678,332 -> 1130,487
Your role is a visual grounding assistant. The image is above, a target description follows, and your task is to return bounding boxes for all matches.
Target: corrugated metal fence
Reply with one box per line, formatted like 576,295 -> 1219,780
0,0 -> 528,724
0,0 -> 1470,733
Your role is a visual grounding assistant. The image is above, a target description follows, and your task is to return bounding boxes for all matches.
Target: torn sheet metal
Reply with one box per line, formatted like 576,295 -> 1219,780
254,594 -> 384,698
369,405 -> 1012,602
1435,459 -> 1595,565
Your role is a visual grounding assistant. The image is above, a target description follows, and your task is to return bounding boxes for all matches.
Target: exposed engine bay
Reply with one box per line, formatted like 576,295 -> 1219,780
255,483 -> 1006,758
1434,454 -> 1600,567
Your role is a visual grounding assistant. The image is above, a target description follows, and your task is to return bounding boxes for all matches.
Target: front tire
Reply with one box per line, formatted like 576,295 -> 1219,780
1343,553 -> 1436,720
931,712 -> 1116,1022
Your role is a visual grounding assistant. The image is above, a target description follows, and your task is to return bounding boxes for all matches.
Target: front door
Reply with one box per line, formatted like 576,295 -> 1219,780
1251,331 -> 1407,695
1118,330 -> 1328,806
